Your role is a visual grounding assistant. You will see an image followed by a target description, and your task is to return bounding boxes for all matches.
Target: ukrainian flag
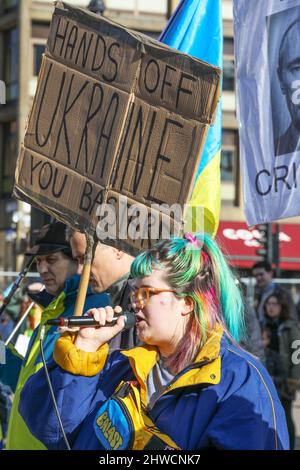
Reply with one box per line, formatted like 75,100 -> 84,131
160,0 -> 223,236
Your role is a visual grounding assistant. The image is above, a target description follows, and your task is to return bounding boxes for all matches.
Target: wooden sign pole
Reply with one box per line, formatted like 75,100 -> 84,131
74,233 -> 95,317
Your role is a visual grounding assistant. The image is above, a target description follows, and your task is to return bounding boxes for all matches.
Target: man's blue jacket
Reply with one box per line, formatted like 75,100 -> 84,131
1,274 -> 109,449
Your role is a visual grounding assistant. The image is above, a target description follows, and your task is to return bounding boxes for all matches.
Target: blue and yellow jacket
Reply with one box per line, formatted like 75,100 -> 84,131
2,274 -> 109,450
19,325 -> 289,450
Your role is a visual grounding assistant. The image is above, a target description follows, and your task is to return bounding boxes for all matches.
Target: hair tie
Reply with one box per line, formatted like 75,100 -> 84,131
184,232 -> 201,248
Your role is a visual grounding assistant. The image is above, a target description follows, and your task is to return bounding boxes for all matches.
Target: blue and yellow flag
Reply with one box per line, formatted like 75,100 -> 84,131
160,0 -> 223,236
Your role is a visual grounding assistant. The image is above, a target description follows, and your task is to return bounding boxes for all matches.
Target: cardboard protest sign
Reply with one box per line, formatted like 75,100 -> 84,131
14,1 -> 221,255
234,0 -> 300,225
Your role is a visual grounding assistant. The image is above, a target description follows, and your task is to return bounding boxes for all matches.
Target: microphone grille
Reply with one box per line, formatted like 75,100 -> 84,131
124,311 -> 135,329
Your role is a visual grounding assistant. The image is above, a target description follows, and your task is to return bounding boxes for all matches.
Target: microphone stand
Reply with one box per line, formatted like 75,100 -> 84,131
0,256 -> 35,363
0,300 -> 36,364
0,256 -> 34,318
4,301 -> 35,347
0,283 -> 44,363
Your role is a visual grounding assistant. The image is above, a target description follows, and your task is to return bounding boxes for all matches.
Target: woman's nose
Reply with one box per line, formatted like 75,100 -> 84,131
132,300 -> 143,313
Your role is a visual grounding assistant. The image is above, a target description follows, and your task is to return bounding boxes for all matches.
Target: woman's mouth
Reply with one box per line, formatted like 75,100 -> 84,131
135,314 -> 146,324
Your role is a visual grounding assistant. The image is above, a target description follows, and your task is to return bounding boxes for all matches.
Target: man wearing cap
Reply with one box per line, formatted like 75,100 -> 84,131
1,221 -> 109,449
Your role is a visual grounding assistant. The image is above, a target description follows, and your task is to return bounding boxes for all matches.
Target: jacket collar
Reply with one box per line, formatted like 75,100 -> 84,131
28,289 -> 55,308
107,274 -> 130,306
121,323 -> 223,391
28,274 -> 81,309
29,274 -> 93,309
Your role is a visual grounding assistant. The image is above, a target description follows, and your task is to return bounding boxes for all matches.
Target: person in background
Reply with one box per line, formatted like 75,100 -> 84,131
252,261 -> 296,324
241,303 -> 265,364
262,325 -> 287,398
0,284 -> 27,338
0,381 -> 13,450
19,233 -> 288,450
0,312 -> 14,343
263,290 -> 300,449
0,221 -> 110,450
0,290 -> 14,342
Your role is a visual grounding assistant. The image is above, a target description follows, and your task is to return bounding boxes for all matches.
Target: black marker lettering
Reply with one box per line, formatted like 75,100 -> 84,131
91,92 -> 119,177
147,118 -> 183,203
144,59 -> 160,94
52,17 -> 70,57
103,42 -> 120,83
51,168 -> 68,198
133,109 -> 157,195
111,103 -> 135,187
161,64 -> 176,100
53,75 -> 89,165
176,72 -> 196,109
89,189 -> 104,216
35,63 -> 66,148
79,181 -> 93,212
39,162 -> 53,190
75,32 -> 94,68
91,35 -> 106,72
30,155 -> 42,185
75,83 -> 104,173
64,25 -> 78,60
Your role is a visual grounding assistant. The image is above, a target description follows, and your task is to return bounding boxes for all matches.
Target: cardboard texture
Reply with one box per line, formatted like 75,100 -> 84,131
96,191 -> 183,257
14,1 -> 221,254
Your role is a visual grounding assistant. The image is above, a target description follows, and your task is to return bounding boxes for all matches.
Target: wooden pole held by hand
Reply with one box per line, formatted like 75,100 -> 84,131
74,233 -> 95,317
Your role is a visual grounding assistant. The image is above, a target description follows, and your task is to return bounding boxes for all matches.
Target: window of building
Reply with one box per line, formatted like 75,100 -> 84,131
223,37 -> 235,92
4,28 -> 19,101
221,148 -> 235,182
221,130 -> 239,204
223,59 -> 235,92
224,37 -> 234,56
3,0 -> 18,12
33,43 -> 46,77
1,121 -> 18,196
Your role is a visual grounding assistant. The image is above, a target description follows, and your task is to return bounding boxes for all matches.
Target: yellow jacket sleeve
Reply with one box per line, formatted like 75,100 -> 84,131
53,332 -> 109,376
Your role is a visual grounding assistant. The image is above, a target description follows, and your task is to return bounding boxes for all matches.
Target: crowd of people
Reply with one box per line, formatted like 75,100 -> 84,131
252,261 -> 300,450
0,222 -> 298,450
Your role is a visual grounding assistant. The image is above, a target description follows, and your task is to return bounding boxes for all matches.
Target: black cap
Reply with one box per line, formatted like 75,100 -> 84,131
25,222 -> 72,257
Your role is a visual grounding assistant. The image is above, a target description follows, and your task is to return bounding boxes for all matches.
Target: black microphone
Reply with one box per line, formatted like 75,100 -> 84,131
46,311 -> 135,329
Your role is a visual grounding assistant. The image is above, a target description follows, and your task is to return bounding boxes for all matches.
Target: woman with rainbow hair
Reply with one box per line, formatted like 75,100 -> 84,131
19,233 -> 289,450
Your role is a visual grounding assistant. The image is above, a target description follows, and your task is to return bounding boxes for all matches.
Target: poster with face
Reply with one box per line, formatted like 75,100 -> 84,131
234,0 -> 300,226
268,7 -> 300,157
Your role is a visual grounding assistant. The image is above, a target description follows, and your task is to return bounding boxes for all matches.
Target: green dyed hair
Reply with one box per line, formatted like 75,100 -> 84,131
130,233 -> 245,372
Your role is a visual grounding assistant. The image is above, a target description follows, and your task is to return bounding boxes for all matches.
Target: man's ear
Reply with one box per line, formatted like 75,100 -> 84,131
115,249 -> 124,260
181,296 -> 194,316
